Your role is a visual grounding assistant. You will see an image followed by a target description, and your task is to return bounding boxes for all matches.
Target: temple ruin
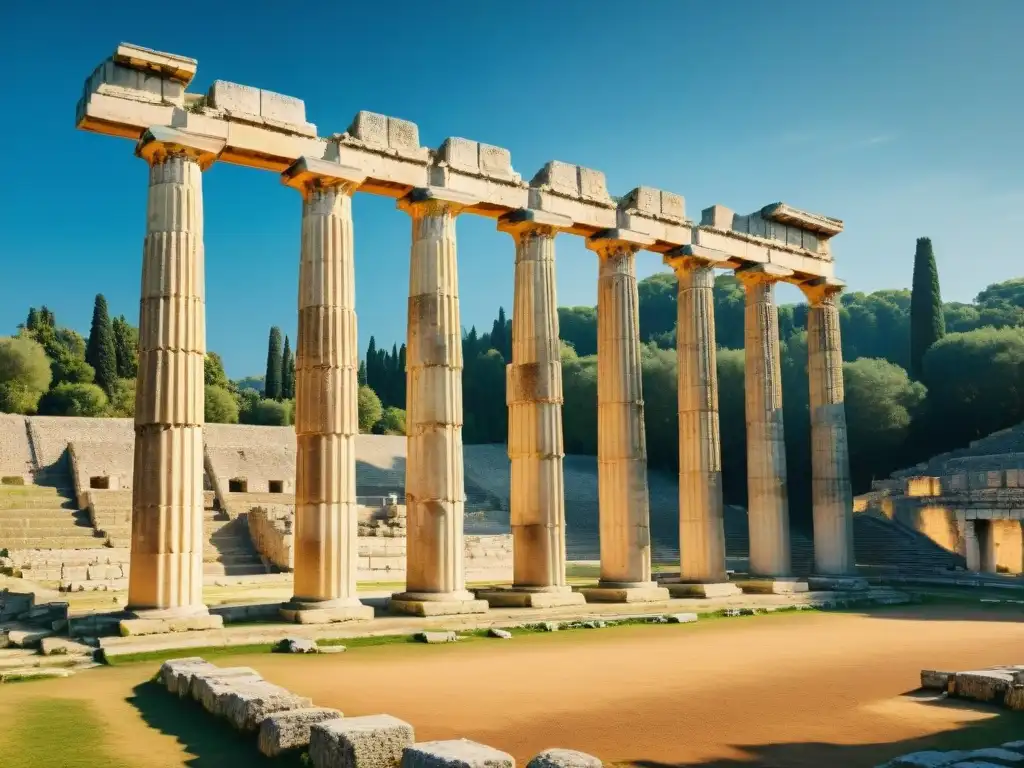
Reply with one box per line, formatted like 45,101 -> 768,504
73,42 -> 861,630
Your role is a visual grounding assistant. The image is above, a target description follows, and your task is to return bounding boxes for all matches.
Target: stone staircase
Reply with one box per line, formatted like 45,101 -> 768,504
0,484 -> 101,552
852,514 -> 965,574
205,509 -> 268,577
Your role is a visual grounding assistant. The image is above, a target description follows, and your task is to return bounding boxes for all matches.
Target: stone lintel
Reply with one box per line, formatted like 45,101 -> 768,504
664,244 -> 731,271
701,204 -> 735,230
136,126 -> 226,168
436,137 -> 522,184
734,262 -> 794,285
398,186 -> 480,214
798,275 -> 846,304
497,208 -> 573,235
585,228 -> 656,254
762,202 -> 844,238
618,186 -> 687,223
333,111 -> 429,164
281,156 -> 366,193
114,42 -> 197,84
530,161 -> 616,207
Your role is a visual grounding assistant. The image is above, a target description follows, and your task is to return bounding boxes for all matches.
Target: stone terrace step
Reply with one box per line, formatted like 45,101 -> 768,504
202,562 -> 267,576
0,497 -> 77,510
0,508 -> 83,519
0,534 -> 104,549
0,518 -> 94,531
0,485 -> 74,498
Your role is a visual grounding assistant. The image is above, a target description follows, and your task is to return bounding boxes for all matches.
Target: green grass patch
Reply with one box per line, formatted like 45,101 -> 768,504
0,697 -> 128,768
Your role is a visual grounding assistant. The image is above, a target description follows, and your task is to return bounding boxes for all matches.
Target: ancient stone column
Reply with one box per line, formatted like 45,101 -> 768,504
126,127 -> 225,631
390,188 -> 487,617
279,157 -> 373,624
580,230 -> 669,603
664,248 -> 740,598
735,264 -> 806,593
800,278 -> 865,590
961,520 -> 981,572
478,210 -> 584,609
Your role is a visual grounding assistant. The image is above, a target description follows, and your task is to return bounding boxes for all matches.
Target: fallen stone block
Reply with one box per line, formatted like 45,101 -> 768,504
189,667 -> 263,709
5,626 -> 55,648
310,714 -> 414,768
39,637 -> 94,657
276,637 -> 319,654
320,644 -> 347,654
402,738 -> 515,768
221,683 -> 313,732
416,631 -> 458,644
0,667 -> 75,682
920,670 -> 954,691
488,628 -> 512,640
258,706 -> 344,758
951,670 -> 1014,704
527,748 -> 603,768
540,622 -> 560,632
162,657 -> 217,697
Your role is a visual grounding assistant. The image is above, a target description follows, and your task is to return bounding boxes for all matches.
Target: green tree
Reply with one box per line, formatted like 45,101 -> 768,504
716,348 -> 747,507
558,306 -> 598,357
358,385 -> 383,433
561,352 -> 598,456
265,326 -> 283,400
204,352 -> 231,389
205,384 -> 240,424
637,272 -> 677,345
111,315 -> 138,378
920,326 -> 1024,450
106,378 -> 136,418
249,398 -> 292,426
0,335 -> 53,414
365,337 -> 378,391
85,294 -> 118,396
844,358 -> 926,489
235,376 -> 264,394
281,335 -> 295,400
25,308 -> 40,331
374,406 -> 406,435
237,389 -> 262,423
37,382 -> 108,417
909,237 -> 945,379
639,344 -> 678,471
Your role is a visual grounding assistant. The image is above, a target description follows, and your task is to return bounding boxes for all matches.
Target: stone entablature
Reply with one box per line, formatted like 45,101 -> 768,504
76,42 -> 841,284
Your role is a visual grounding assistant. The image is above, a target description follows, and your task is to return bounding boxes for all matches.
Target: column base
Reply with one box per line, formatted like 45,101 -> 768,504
577,581 -> 671,604
806,576 -> 870,592
665,581 -> 743,599
119,606 -> 223,637
475,585 -> 587,609
389,591 -> 489,617
280,598 -> 375,625
736,577 -> 809,595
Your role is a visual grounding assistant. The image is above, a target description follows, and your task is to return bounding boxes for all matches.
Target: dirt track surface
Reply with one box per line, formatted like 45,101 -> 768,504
4,605 -> 1024,767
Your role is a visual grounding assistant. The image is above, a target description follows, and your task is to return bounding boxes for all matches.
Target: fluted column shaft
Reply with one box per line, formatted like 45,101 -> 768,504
401,197 -> 471,598
128,140 -> 213,616
593,241 -> 653,587
290,180 -> 361,606
670,257 -> 729,583
803,282 -> 855,576
504,222 -> 567,589
737,268 -> 791,577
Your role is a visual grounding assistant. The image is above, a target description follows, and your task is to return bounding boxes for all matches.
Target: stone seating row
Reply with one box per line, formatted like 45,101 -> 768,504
160,656 -> 602,767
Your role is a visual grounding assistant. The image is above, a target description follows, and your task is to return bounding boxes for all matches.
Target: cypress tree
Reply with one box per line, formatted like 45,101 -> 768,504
85,294 -> 118,395
281,335 -> 295,400
397,343 -> 407,407
265,326 -> 283,400
910,237 -> 945,379
366,337 -> 378,389
26,308 -> 39,331
357,360 -> 367,386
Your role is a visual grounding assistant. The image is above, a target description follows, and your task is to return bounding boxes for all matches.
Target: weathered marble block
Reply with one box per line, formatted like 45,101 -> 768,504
220,683 -> 314,732
189,667 -> 263,709
310,714 -> 414,768
402,739 -> 515,768
259,707 -> 344,757
920,669 -> 955,691
159,657 -> 214,696
527,749 -> 602,768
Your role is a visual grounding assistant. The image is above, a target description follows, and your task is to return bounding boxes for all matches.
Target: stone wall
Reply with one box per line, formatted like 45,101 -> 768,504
0,414 -> 32,481
248,507 -> 293,571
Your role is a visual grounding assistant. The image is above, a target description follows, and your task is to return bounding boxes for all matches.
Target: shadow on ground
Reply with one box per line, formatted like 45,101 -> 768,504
127,681 -> 306,768
630,697 -> 1024,768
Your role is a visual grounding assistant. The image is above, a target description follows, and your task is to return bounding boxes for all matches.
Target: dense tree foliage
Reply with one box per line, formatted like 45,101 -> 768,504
111,315 -> 138,379
38,382 -> 108,417
205,384 -> 239,424
358,385 -> 383,433
0,335 -> 52,414
281,335 -> 295,400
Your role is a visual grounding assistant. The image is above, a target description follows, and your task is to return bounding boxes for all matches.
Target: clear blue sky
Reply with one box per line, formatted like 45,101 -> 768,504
1,1 -> 1021,377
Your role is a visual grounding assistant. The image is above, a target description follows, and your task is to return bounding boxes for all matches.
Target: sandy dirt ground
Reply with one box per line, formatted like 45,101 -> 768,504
3,605 -> 1024,767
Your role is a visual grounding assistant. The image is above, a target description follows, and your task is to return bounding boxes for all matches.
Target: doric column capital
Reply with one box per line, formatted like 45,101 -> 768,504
798,276 -> 846,307
734,262 -> 793,288
497,208 -> 572,240
663,244 -> 731,275
397,186 -> 478,218
135,126 -> 225,169
281,156 -> 366,199
585,228 -> 655,259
